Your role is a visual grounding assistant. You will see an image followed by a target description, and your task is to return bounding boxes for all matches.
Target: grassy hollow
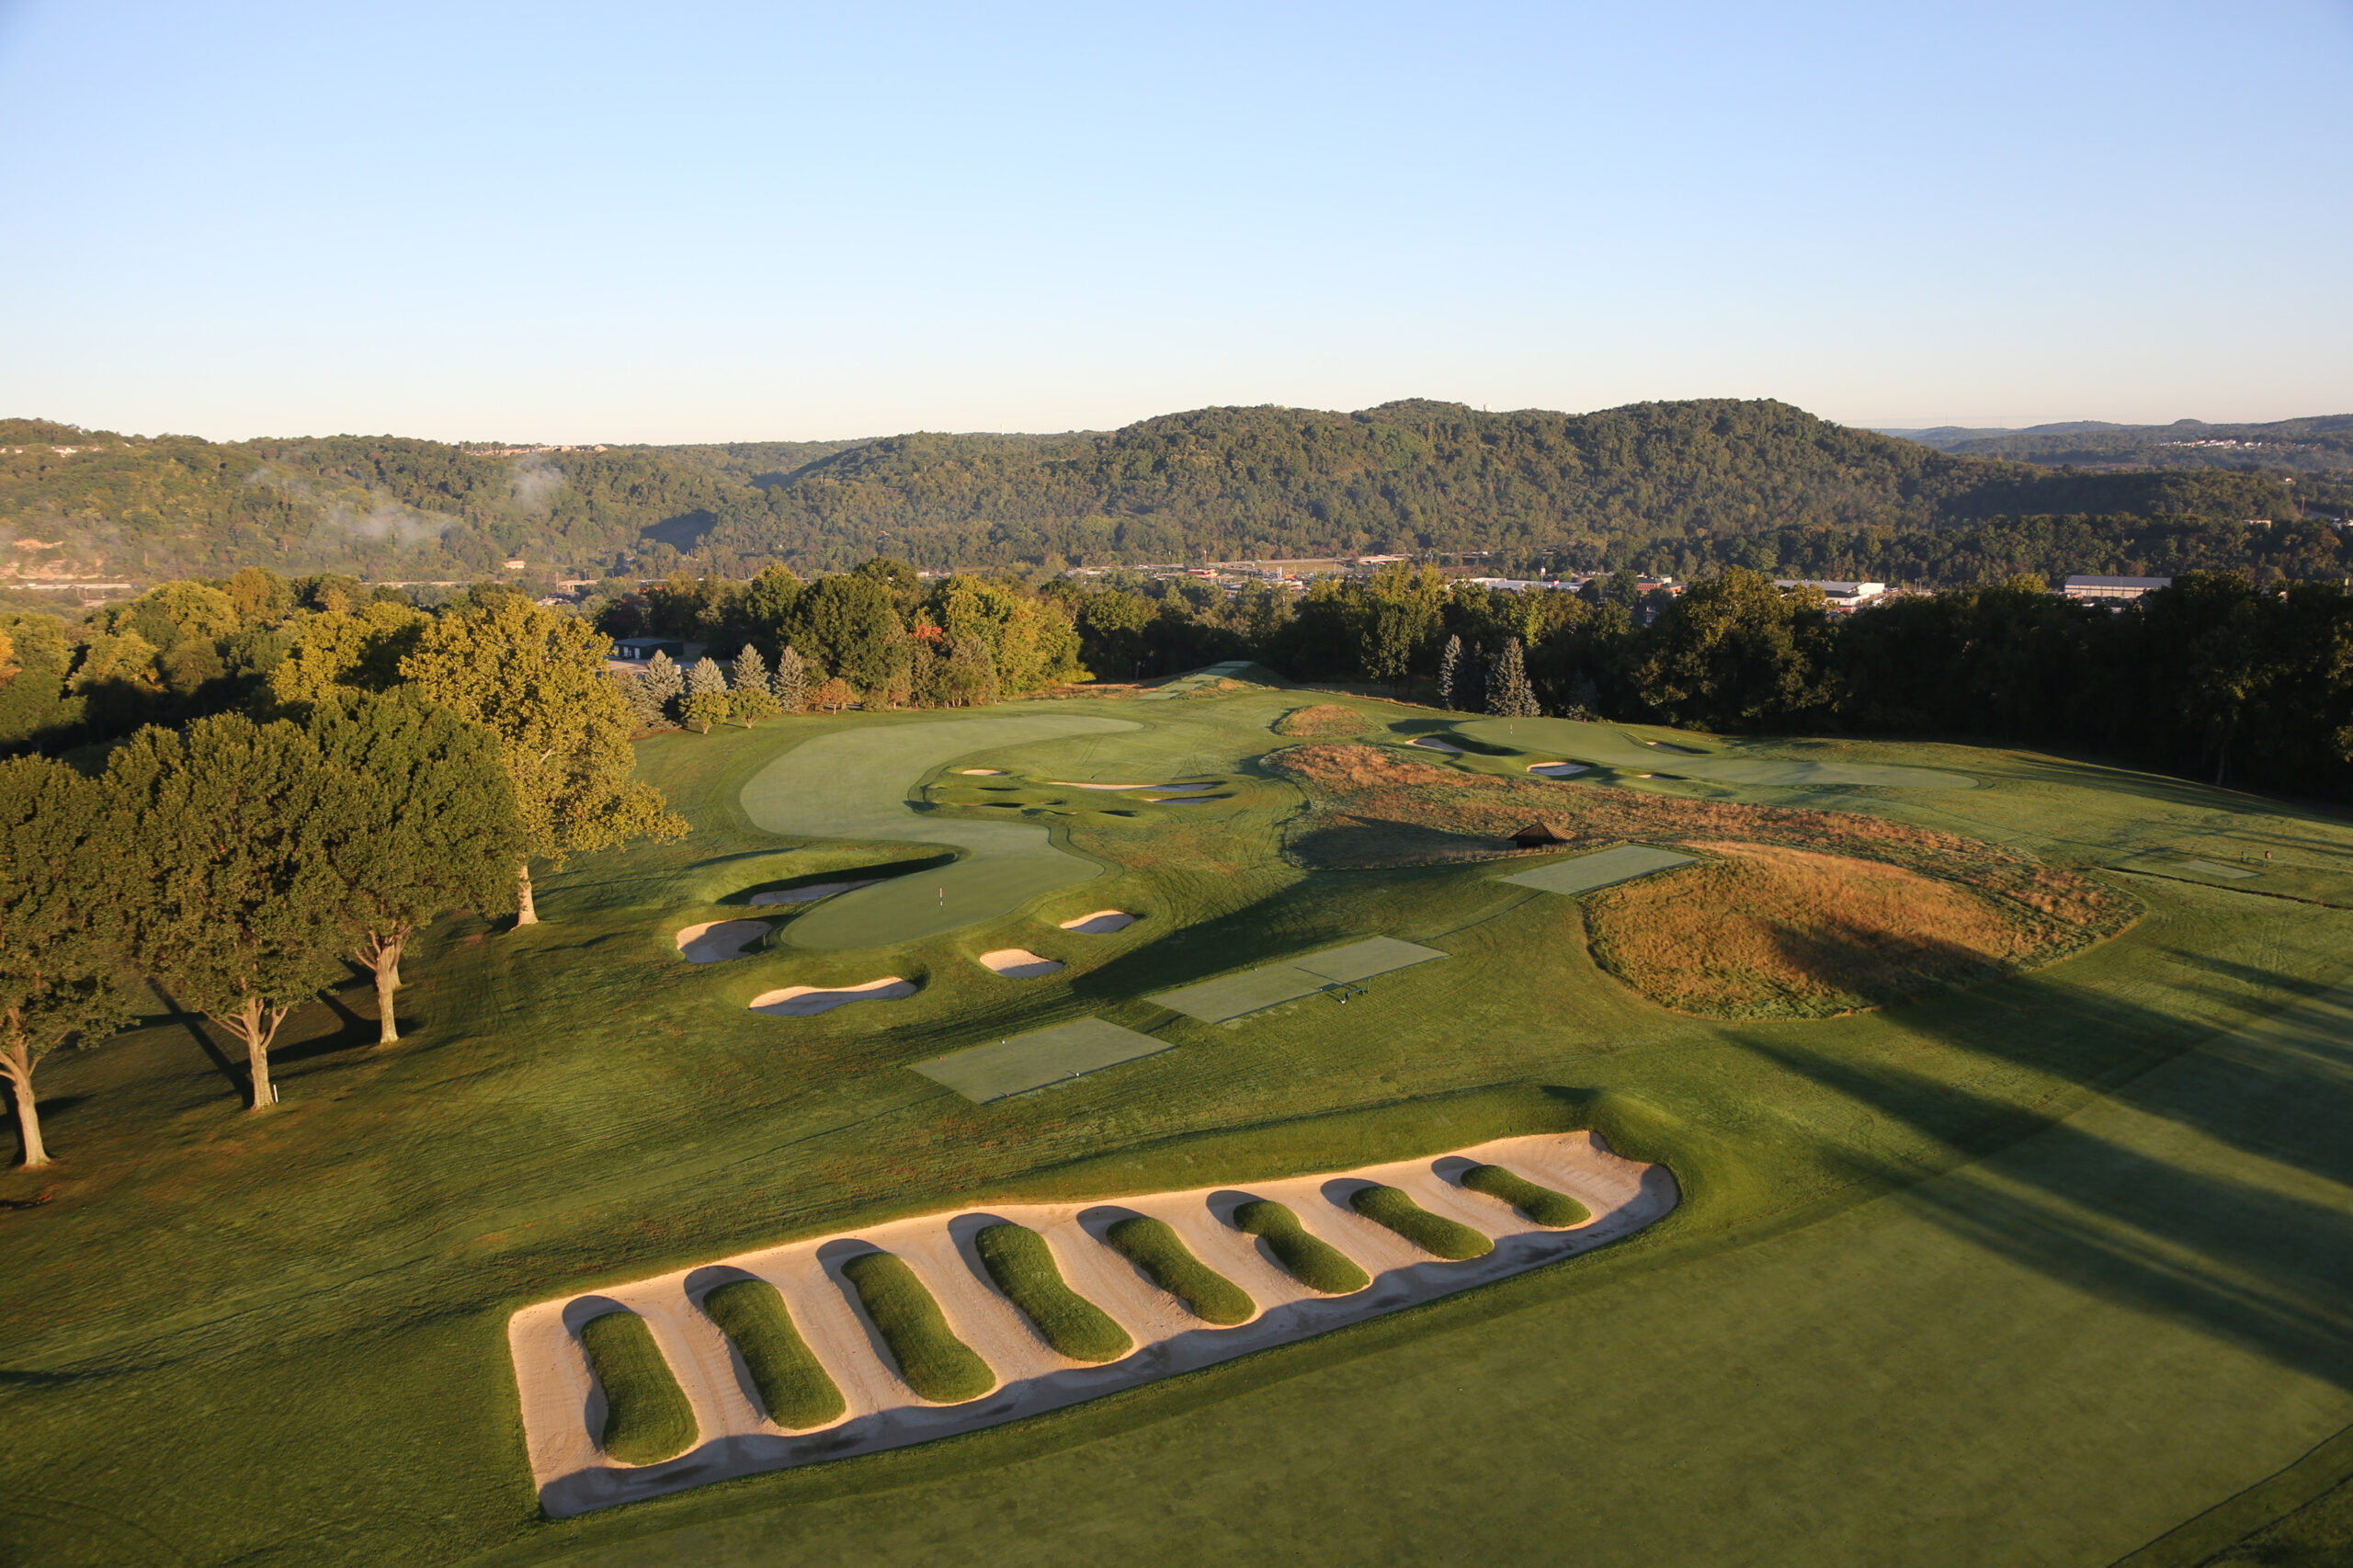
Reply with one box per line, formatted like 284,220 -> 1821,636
1346,1184 -> 1494,1260
698,1278 -> 847,1430
1458,1164 -> 1592,1228
1230,1199 -> 1372,1295
838,1251 -> 996,1403
972,1222 -> 1133,1363
576,1310 -> 699,1466
1102,1217 -> 1256,1325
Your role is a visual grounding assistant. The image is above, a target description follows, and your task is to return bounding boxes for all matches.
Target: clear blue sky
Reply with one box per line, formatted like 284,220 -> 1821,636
2,1 -> 2347,442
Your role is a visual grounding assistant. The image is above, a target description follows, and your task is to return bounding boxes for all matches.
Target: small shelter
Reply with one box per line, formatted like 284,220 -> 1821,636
1508,820 -> 1576,850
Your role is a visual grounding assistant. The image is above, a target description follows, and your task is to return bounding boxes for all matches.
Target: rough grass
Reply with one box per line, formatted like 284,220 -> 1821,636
1102,1216 -> 1256,1324
698,1278 -> 847,1430
576,1310 -> 699,1466
1231,1199 -> 1372,1294
972,1223 -> 1132,1362
839,1251 -> 995,1403
1347,1184 -> 1494,1260
1273,704 -> 1366,738
1459,1164 -> 1591,1228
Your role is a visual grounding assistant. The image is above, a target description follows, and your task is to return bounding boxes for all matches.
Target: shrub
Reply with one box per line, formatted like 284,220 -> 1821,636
838,1251 -> 995,1403
1103,1216 -> 1255,1325
576,1310 -> 699,1465
1460,1165 -> 1592,1228
699,1278 -> 846,1429
972,1223 -> 1132,1362
1230,1199 -> 1370,1295
1273,703 -> 1365,738
1347,1184 -> 1494,1260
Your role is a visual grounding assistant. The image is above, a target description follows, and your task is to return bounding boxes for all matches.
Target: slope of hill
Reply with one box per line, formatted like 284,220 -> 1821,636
0,401 -> 2308,585
1881,414 -> 2353,472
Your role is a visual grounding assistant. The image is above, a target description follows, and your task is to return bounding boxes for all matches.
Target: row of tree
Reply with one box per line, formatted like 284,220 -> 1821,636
1,595 -> 684,1168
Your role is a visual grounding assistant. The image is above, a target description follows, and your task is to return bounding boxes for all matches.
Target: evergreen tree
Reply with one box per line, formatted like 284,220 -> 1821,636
615,668 -> 666,731
1486,637 -> 1541,718
686,656 -> 728,702
640,650 -> 686,721
772,646 -> 810,713
0,757 -> 131,1165
1437,635 -> 1463,710
1561,670 -> 1602,721
729,643 -> 769,699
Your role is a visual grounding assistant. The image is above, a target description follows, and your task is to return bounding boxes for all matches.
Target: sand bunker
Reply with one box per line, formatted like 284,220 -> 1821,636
976,949 -> 1064,979
750,880 -> 886,906
746,979 -> 915,1017
1409,736 -> 1464,753
1527,762 -> 1588,778
1143,795 -> 1219,803
1046,781 -> 1163,790
509,1131 -> 1677,1517
676,920 -> 770,963
1060,910 -> 1138,933
954,768 -> 1004,776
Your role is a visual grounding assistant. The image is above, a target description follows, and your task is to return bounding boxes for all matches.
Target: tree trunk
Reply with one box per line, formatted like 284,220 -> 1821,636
516,861 -> 538,926
360,926 -> 411,1045
223,996 -> 290,1112
1,1040 -> 45,1169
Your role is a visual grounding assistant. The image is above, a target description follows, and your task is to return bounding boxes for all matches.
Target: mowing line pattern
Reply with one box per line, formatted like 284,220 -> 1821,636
508,1131 -> 1676,1517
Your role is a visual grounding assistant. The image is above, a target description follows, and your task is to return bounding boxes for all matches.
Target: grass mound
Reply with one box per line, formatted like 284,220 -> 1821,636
576,1311 -> 699,1465
972,1223 -> 1133,1362
1346,1184 -> 1494,1260
1586,841 -> 2099,1017
1459,1164 -> 1591,1227
1273,704 -> 1365,738
1102,1216 -> 1256,1324
699,1278 -> 847,1429
838,1251 -> 995,1403
1230,1199 -> 1370,1295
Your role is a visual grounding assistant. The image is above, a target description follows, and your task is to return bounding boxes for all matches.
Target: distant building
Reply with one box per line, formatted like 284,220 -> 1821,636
2063,575 -> 2171,602
1775,578 -> 1886,609
610,637 -> 691,663
1467,577 -> 1577,594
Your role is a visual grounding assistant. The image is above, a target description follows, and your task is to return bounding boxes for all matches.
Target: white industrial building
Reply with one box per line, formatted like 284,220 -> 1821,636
2063,575 -> 2171,602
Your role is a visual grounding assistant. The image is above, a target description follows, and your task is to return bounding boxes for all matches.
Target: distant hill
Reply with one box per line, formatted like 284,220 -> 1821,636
0,400 -> 2310,585
1879,414 -> 2353,472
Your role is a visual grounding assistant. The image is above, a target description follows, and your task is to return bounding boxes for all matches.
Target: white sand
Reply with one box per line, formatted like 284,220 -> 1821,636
1526,762 -> 1588,778
1045,780 -> 1162,790
1410,736 -> 1464,753
1142,796 -> 1218,803
976,949 -> 1063,979
675,920 -> 770,963
750,880 -> 885,906
511,1131 -> 1676,1517
745,979 -> 915,1017
954,768 -> 1005,775
1060,910 -> 1138,933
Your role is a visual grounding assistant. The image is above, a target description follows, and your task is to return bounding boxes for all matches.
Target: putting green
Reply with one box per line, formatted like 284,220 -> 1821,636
739,715 -> 1140,949
1458,717 -> 1978,790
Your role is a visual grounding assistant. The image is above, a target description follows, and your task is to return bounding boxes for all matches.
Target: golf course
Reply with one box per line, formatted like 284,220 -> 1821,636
7,676 -> 2353,1567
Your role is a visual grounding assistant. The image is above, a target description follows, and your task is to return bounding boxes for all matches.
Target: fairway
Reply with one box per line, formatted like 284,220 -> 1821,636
1500,844 -> 1696,895
1459,716 -> 1979,789
1147,936 -> 1448,1023
910,1017 -> 1173,1101
738,714 -> 1139,948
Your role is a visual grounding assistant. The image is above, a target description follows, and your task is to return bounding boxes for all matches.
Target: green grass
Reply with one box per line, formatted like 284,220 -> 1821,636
1102,1216 -> 1256,1325
1346,1184 -> 1494,1260
971,1223 -> 1132,1362
697,1278 -> 846,1429
1230,1199 -> 1372,1294
10,691 -> 2353,1566
1458,1164 -> 1592,1228
837,1251 -> 995,1403
574,1311 -> 699,1466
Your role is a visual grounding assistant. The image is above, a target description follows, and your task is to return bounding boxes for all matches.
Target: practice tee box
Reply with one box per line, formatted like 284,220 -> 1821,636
1148,937 -> 1447,1024
1501,844 -> 1696,896
909,1017 -> 1172,1102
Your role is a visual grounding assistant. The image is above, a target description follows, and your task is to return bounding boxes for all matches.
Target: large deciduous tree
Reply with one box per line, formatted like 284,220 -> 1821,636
0,758 -> 131,1166
791,574 -> 907,696
108,716 -> 365,1112
266,600 -> 431,713
400,599 -> 686,926
1634,568 -> 1838,732
306,690 -> 525,1042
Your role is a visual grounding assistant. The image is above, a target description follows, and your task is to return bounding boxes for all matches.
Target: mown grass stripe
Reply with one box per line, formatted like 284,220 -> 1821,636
1460,1164 -> 1591,1228
699,1278 -> 847,1430
838,1251 -> 995,1403
1231,1199 -> 1370,1295
972,1223 -> 1132,1362
1102,1216 -> 1255,1324
576,1310 -> 699,1466
1347,1184 -> 1494,1260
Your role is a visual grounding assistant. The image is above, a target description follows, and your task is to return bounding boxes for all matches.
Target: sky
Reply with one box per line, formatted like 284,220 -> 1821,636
1,0 -> 2347,443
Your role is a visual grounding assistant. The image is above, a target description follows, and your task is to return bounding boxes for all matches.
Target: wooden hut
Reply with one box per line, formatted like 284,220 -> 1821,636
1508,820 -> 1575,850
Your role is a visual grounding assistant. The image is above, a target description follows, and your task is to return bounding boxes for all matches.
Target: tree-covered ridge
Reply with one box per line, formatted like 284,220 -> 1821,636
0,400 -> 2314,585
1886,413 -> 2353,472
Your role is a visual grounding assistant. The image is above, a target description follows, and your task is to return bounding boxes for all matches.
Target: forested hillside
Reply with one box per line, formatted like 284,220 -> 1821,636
0,401 -> 2313,587
1884,413 -> 2353,472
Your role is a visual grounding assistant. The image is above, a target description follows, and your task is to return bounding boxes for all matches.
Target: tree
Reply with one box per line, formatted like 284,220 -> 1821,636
0,758 -> 131,1165
305,690 -> 524,1043
266,600 -> 431,714
640,650 -> 685,722
681,689 -> 730,733
1634,569 -> 1838,732
1437,635 -> 1464,710
686,656 -> 728,703
1485,637 -> 1541,718
615,668 -> 666,731
944,632 -> 998,707
772,647 -> 810,713
1359,562 -> 1449,687
401,599 -> 686,926
742,564 -> 803,656
791,574 -> 905,694
108,716 -> 366,1111
813,676 -> 857,713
